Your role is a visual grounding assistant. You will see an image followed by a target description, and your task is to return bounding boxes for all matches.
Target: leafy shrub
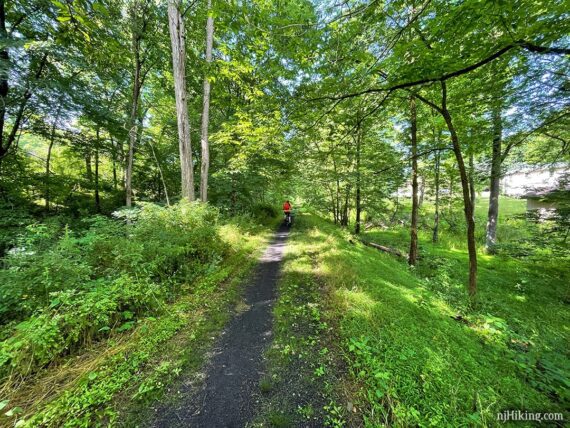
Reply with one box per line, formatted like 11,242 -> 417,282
0,202 -> 225,378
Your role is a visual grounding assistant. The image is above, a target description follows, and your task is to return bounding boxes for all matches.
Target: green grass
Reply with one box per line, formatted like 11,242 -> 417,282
282,209 -> 569,427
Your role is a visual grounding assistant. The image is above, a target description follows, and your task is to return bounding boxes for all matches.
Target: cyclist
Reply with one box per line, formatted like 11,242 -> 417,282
283,200 -> 292,225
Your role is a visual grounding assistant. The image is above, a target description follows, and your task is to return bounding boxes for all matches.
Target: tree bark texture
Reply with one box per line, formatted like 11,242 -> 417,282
168,0 -> 195,201
199,0 -> 214,202
408,95 -> 419,266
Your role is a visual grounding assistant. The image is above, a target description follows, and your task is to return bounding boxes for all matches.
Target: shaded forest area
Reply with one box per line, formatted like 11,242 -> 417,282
0,0 -> 568,426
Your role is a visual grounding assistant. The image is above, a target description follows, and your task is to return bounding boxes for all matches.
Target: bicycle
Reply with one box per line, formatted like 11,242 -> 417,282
284,211 -> 292,227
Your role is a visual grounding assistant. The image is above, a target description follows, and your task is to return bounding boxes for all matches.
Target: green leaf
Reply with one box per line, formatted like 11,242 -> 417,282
117,321 -> 134,332
5,407 -> 23,417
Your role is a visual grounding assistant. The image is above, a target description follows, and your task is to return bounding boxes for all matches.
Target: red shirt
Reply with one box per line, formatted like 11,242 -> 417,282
283,202 -> 292,212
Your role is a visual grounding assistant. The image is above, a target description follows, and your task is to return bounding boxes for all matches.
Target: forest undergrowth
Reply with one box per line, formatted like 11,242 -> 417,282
0,202 -> 274,427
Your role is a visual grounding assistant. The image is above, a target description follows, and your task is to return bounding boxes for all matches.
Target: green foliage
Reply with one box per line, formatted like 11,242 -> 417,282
0,202 -> 223,379
250,203 -> 280,221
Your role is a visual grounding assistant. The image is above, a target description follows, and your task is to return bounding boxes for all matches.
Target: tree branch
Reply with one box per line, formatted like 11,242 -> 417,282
312,39 -> 569,102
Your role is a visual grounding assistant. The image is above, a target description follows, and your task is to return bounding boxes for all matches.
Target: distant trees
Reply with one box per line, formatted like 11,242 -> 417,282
299,0 -> 569,300
0,0 -> 313,212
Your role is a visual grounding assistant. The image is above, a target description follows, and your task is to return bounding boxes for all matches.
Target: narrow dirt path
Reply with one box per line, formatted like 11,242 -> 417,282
150,224 -> 289,427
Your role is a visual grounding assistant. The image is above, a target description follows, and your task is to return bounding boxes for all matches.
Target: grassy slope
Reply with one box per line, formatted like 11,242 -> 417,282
280,206 -> 568,427
0,219 -> 274,428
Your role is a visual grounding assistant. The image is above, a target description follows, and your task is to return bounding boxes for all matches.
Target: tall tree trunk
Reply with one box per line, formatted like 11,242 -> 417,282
45,106 -> 61,210
199,0 -> 214,202
332,155 -> 340,224
355,126 -> 362,234
439,83 -> 477,299
94,128 -> 101,213
111,136 -> 118,191
408,96 -> 419,266
486,103 -> 502,252
341,185 -> 350,226
168,0 -> 195,201
0,0 -> 9,159
85,152 -> 93,183
125,30 -> 142,207
433,150 -> 441,243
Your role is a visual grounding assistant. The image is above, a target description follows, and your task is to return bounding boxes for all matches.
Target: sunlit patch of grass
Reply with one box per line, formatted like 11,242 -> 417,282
338,289 -> 376,319
292,212 -> 569,427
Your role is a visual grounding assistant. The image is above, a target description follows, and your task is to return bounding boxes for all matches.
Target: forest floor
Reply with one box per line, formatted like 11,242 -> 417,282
146,224 -> 290,427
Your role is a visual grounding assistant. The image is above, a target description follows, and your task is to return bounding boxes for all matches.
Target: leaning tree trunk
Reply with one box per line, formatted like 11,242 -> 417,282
439,83 -> 477,299
486,103 -> 502,253
199,0 -> 214,202
408,96 -> 419,266
168,0 -> 195,201
148,137 -> 170,206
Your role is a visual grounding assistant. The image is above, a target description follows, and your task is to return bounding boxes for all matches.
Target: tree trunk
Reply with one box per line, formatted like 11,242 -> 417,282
341,184 -> 350,226
85,152 -> 93,183
148,138 -> 170,206
432,149 -> 441,243
0,0 -> 9,159
486,103 -> 502,252
111,136 -> 118,191
94,128 -> 101,213
45,106 -> 61,211
125,31 -> 142,207
469,150 -> 476,211
408,96 -> 419,266
199,0 -> 214,202
168,0 -> 195,201
355,126 -> 362,234
439,83 -> 477,299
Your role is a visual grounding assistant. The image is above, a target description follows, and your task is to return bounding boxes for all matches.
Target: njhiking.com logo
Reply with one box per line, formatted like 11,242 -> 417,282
497,410 -> 564,424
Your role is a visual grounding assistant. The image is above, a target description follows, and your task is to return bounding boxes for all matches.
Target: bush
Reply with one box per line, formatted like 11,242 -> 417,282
0,202 -> 225,378
251,203 -> 279,221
